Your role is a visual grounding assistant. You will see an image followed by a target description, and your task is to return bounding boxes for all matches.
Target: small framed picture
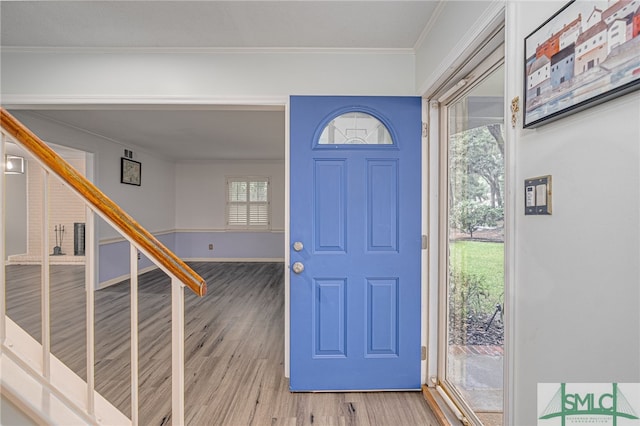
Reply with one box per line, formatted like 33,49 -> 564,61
121,158 -> 141,186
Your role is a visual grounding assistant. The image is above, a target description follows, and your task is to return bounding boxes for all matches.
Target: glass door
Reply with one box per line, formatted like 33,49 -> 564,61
439,60 -> 505,425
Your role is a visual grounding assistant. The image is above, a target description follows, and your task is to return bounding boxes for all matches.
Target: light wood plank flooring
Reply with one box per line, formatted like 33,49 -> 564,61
5,262 -> 439,425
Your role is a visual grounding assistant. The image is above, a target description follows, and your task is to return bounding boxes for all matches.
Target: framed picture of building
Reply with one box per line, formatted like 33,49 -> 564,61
523,0 -> 640,128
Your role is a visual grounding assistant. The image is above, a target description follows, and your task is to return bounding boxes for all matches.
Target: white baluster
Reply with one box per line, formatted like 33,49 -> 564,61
85,208 -> 95,416
41,168 -> 51,417
171,278 -> 185,425
41,169 -> 50,380
130,244 -> 139,426
0,134 -> 6,344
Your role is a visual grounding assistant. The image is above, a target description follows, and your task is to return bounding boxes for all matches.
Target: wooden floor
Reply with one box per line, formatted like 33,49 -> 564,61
5,262 -> 439,426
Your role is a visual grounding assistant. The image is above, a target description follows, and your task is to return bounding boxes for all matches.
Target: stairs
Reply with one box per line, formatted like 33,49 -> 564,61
2,107 -> 207,425
1,317 -> 130,425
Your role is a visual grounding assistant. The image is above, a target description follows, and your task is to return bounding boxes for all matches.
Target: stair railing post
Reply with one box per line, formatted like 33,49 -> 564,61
0,134 -> 6,344
41,168 -> 51,380
41,167 -> 51,417
171,278 -> 185,425
130,244 -> 139,426
85,207 -> 95,416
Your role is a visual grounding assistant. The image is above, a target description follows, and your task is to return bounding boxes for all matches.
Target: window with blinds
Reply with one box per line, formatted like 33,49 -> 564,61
225,177 -> 270,230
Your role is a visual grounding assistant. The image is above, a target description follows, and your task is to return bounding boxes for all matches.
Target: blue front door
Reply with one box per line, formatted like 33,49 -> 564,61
290,96 -> 422,391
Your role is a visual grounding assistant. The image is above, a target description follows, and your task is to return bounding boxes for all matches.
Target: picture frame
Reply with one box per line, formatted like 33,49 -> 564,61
121,158 -> 141,186
523,0 -> 640,128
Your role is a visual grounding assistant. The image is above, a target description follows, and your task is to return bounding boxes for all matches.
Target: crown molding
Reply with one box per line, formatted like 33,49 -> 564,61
2,95 -> 288,109
2,46 -> 415,55
413,1 -> 447,52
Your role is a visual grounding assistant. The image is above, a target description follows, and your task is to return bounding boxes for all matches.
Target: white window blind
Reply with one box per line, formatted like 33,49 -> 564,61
226,177 -> 270,229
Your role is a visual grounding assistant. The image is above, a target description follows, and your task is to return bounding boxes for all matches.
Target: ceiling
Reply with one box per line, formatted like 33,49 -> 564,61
1,1 -> 438,50
1,1 -> 440,161
22,107 -> 288,161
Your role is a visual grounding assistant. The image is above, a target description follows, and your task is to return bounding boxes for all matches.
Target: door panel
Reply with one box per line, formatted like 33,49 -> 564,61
366,278 -> 398,355
314,160 -> 346,251
367,160 -> 398,251
314,278 -> 346,356
290,96 -> 421,391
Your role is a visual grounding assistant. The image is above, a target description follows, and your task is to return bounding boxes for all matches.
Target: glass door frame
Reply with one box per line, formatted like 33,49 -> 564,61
436,48 -> 505,426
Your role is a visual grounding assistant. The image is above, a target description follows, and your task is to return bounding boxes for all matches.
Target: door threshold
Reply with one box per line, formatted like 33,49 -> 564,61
290,388 -> 421,393
422,385 -> 463,425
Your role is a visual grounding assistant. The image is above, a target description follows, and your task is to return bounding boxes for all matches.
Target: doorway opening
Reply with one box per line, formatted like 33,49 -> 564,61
5,141 -> 89,266
3,103 -> 291,422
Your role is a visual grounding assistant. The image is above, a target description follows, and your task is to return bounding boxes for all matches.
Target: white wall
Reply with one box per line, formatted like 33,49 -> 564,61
174,160 -> 285,260
7,111 -> 177,240
175,160 -> 284,231
1,50 -> 416,98
515,94 -> 640,423
6,112 -> 177,285
510,2 -> 640,424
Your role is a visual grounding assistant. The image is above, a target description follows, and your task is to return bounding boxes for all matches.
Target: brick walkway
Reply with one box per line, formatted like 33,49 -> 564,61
449,345 -> 503,356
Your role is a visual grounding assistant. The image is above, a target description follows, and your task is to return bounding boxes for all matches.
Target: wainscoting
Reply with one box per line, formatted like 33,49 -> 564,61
5,262 -> 439,425
98,230 -> 285,286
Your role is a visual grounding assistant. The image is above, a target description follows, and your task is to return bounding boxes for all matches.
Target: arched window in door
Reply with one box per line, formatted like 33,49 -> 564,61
318,112 -> 393,145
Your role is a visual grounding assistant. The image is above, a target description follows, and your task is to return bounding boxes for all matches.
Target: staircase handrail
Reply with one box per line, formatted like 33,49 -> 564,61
0,107 -> 206,297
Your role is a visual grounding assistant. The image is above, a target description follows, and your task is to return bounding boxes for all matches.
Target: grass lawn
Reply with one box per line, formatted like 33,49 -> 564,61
450,240 -> 504,311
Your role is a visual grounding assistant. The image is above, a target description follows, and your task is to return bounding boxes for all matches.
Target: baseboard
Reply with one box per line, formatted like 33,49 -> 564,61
184,257 -> 285,263
96,259 -> 285,289
5,255 -> 86,266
